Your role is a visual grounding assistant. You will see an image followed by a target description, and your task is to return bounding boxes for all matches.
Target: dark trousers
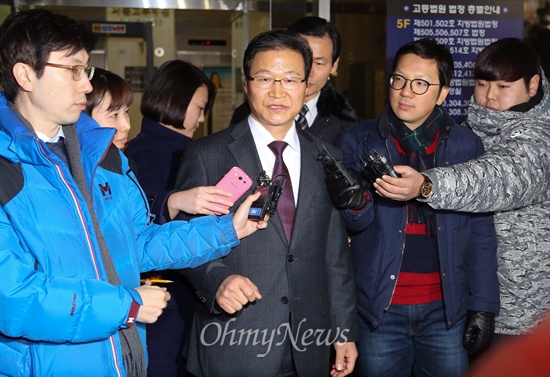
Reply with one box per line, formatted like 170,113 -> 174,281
146,274 -> 197,377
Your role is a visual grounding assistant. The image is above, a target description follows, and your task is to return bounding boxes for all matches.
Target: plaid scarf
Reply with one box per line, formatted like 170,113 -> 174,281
388,106 -> 446,235
389,106 -> 444,171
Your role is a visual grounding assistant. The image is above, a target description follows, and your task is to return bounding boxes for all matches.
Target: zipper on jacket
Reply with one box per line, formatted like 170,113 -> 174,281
385,205 -> 408,311
37,139 -> 103,279
383,138 -> 407,310
384,138 -> 398,167
89,134 -> 115,207
125,168 -> 155,226
81,139 -> 128,377
36,139 -> 124,377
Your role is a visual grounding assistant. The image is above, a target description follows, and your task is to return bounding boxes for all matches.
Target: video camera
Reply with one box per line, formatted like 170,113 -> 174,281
317,146 -> 358,188
248,171 -> 284,221
360,149 -> 400,184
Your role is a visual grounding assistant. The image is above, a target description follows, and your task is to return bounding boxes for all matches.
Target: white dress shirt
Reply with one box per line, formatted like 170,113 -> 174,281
36,127 -> 65,142
248,115 -> 301,204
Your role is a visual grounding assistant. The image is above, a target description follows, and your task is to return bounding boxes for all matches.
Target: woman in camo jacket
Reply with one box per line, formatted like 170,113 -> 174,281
375,38 -> 550,340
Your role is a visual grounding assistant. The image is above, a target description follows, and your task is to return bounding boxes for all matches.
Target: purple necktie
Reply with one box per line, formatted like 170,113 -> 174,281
268,141 -> 295,243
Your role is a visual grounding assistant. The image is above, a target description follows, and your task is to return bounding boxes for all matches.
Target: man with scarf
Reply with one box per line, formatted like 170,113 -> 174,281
323,39 -> 499,377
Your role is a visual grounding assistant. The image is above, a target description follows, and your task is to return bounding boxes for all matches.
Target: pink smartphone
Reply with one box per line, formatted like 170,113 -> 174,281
213,167 -> 253,215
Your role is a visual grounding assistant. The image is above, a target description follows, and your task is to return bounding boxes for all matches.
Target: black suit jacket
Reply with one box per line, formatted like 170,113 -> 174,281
174,119 -> 358,377
229,81 -> 361,146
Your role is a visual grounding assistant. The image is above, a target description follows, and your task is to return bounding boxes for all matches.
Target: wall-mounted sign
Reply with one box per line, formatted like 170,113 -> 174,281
92,23 -> 127,35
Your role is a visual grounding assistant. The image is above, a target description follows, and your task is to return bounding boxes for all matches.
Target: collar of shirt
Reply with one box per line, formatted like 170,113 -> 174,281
248,115 -> 301,203
296,92 -> 320,128
35,126 -> 65,142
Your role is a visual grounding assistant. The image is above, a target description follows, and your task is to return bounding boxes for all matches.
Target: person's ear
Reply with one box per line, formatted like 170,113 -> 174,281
436,86 -> 450,105
12,63 -> 35,92
330,57 -> 340,75
244,77 -> 249,95
528,74 -> 540,97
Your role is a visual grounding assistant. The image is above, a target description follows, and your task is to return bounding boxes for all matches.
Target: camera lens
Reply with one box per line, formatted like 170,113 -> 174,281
239,176 -> 243,180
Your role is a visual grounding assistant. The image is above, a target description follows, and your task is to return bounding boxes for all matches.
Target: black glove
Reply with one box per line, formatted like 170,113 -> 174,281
462,310 -> 495,355
324,168 -> 371,210
317,147 -> 371,210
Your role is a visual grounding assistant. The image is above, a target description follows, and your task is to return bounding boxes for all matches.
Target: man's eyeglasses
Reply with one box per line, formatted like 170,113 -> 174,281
44,63 -> 95,81
249,76 -> 306,91
389,74 -> 440,95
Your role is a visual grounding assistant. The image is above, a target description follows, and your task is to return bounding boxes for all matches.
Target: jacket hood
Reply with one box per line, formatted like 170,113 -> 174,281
0,93 -> 35,163
466,69 -> 550,138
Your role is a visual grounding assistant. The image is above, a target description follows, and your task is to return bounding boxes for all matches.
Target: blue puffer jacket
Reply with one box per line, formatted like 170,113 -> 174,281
0,93 -> 239,377
338,106 -> 500,329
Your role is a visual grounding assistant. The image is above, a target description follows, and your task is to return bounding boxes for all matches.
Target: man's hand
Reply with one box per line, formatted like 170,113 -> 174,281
233,191 -> 268,240
330,342 -> 357,377
325,168 -> 370,210
167,186 -> 234,219
463,311 -> 495,355
373,165 -> 424,201
134,284 -> 171,323
215,274 -> 262,314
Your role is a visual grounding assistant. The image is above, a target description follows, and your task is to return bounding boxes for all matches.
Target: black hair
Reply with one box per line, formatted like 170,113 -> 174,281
392,38 -> 454,90
140,60 -> 215,130
243,30 -> 313,82
85,68 -> 133,115
0,8 -> 96,102
288,16 -> 341,64
474,38 -> 541,89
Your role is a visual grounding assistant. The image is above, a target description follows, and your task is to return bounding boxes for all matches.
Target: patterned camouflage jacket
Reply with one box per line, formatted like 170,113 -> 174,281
421,72 -> 550,335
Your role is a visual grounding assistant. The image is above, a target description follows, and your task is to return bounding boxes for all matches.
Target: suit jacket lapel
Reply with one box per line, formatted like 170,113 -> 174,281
227,121 -> 262,177
290,133 -> 324,246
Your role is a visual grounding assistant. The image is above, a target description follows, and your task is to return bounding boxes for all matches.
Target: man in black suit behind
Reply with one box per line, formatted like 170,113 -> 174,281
230,17 -> 361,146
175,30 -> 358,377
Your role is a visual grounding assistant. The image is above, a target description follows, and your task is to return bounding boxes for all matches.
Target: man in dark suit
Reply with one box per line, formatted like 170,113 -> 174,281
175,30 -> 358,377
230,17 -> 361,145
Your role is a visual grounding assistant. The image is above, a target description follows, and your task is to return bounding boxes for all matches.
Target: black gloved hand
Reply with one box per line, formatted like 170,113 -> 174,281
324,168 -> 371,210
462,310 -> 495,355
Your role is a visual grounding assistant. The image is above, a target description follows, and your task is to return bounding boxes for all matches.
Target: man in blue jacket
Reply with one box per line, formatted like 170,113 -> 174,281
0,9 -> 266,377
324,39 -> 499,376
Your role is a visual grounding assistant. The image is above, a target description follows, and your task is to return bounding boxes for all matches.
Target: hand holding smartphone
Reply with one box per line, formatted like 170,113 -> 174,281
213,167 -> 253,215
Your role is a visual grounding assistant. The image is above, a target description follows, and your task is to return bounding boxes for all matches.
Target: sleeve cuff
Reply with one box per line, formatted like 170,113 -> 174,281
349,191 -> 371,213
155,190 -> 178,224
126,299 -> 140,327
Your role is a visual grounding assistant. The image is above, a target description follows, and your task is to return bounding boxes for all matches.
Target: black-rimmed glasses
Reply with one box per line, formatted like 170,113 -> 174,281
250,76 -> 306,90
44,63 -> 95,81
389,74 -> 440,95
